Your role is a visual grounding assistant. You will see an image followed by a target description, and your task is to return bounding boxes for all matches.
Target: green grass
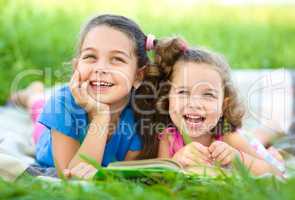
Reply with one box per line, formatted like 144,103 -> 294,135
0,0 -> 295,105
1,2 -> 294,197
2,157 -> 295,200
1,169 -> 294,200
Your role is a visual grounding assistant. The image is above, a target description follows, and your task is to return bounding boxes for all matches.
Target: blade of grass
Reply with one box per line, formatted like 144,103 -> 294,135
179,123 -> 192,144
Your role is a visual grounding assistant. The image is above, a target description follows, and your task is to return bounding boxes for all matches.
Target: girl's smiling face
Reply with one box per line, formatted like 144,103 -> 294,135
168,61 -> 224,139
74,25 -> 139,106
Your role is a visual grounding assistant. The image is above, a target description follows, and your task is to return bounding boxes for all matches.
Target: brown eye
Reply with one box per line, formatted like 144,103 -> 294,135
177,90 -> 189,95
203,92 -> 216,98
112,57 -> 126,64
82,54 -> 96,60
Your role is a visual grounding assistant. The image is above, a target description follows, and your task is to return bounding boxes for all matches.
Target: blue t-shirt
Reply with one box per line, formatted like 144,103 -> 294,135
35,85 -> 142,167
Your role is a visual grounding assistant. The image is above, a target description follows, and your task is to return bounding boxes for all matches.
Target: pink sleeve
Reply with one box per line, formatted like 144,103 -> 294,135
158,127 -> 185,157
30,99 -> 46,144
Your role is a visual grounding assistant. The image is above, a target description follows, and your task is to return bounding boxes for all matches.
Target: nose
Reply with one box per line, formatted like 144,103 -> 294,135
94,68 -> 108,75
93,60 -> 109,74
187,95 -> 202,109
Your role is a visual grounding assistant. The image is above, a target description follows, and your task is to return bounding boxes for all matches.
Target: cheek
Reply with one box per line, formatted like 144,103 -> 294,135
76,65 -> 92,81
169,97 -> 185,119
204,100 -> 223,122
113,67 -> 137,88
168,107 -> 180,127
169,95 -> 187,112
168,97 -> 177,111
168,98 -> 178,115
206,101 -> 222,113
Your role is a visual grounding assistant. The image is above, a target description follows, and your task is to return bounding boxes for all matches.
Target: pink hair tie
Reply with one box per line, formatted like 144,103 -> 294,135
179,40 -> 188,53
146,34 -> 155,51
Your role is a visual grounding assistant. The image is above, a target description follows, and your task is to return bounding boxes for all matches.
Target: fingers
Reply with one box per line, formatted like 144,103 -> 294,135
174,143 -> 212,167
186,150 -> 210,165
69,162 -> 86,178
209,141 -> 228,158
177,154 -> 203,167
215,148 -> 232,166
209,141 -> 238,166
191,142 -> 211,158
71,163 -> 89,178
80,80 -> 89,97
62,168 -> 71,179
68,163 -> 98,180
70,70 -> 83,103
176,141 -> 240,168
70,73 -> 93,110
80,81 -> 92,110
189,142 -> 212,164
180,156 -> 196,167
173,147 -> 196,167
209,141 -> 228,164
84,169 -> 98,179
70,70 -> 81,88
210,143 -> 226,158
208,141 -> 219,153
77,164 -> 97,180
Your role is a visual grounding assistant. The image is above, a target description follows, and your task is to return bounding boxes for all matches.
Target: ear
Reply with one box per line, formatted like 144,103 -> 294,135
133,66 -> 146,89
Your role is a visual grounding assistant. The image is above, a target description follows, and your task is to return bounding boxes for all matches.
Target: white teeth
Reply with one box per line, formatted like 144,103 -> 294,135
91,81 -> 113,87
186,115 -> 202,119
91,81 -> 99,86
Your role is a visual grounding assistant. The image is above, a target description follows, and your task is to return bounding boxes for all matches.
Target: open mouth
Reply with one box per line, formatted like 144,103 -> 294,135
183,114 -> 206,128
89,80 -> 114,92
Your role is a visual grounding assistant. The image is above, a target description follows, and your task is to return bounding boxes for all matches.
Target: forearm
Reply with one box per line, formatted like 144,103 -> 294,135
158,144 -> 171,159
240,152 -> 280,176
158,134 -> 171,158
68,118 -> 109,169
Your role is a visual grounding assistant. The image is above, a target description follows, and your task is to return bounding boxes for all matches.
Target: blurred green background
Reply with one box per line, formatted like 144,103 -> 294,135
0,0 -> 295,104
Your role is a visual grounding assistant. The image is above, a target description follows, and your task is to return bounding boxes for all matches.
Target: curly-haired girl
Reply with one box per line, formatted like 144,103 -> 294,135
143,37 -> 281,176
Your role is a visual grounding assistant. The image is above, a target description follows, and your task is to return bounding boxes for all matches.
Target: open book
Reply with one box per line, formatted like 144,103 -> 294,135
34,158 -> 228,182
108,159 -> 182,170
93,158 -> 222,180
94,159 -> 183,180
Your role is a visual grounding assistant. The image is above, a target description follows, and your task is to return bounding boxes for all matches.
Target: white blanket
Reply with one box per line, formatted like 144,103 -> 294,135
0,106 -> 35,181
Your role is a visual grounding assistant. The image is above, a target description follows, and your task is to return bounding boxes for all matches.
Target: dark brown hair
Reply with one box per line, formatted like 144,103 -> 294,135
75,14 -> 149,68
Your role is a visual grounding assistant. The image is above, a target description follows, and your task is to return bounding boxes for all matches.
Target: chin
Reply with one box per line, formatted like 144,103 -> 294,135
88,93 -> 111,103
180,121 -> 210,137
186,128 -> 206,138
93,93 -> 129,106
